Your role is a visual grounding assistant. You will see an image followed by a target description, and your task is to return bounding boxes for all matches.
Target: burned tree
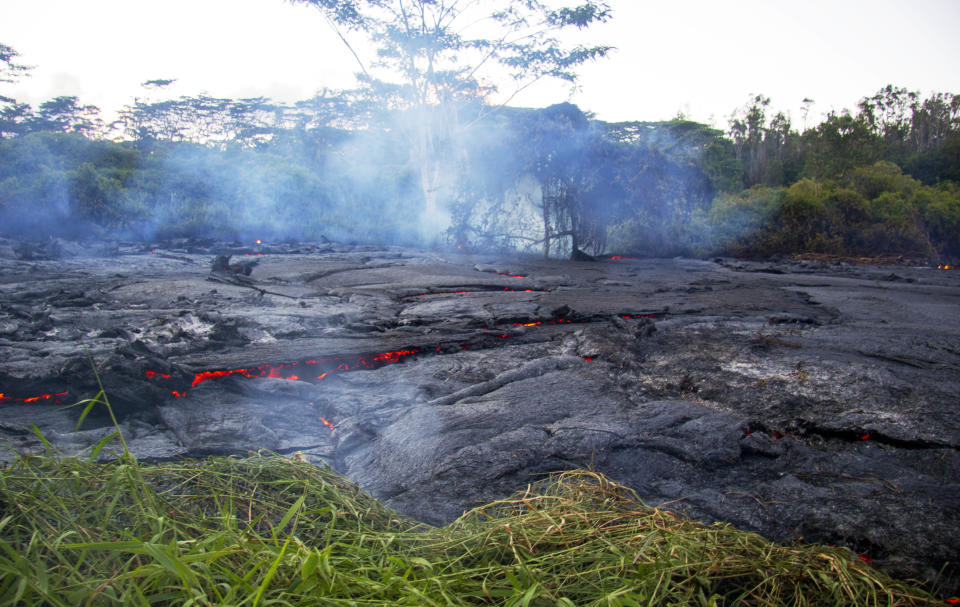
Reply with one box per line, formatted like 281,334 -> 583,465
287,0 -> 612,242
518,103 -> 612,258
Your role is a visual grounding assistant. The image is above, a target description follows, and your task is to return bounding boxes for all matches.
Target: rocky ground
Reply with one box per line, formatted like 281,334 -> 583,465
1,236 -> 958,593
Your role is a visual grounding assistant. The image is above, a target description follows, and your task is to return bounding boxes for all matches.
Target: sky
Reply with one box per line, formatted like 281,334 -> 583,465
1,0 -> 959,130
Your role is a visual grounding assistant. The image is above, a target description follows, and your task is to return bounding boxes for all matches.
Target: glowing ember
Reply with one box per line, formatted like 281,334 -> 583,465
256,239 -> 262,245
860,433 -> 871,440
320,417 -> 334,430
1,391 -> 69,405
145,349 -> 422,398
13,312 -> 661,407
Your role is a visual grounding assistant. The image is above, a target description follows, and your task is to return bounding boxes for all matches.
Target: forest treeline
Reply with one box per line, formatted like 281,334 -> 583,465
1,41 -> 958,260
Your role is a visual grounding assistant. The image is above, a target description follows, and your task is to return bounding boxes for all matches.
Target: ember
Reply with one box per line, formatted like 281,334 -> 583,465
0,391 -> 70,404
147,349 -> 421,397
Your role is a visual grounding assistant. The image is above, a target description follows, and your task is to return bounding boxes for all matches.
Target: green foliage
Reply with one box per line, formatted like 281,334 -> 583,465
701,160 -> 960,259
907,134 -> 960,184
0,452 -> 941,606
702,186 -> 782,256
0,42 -> 32,84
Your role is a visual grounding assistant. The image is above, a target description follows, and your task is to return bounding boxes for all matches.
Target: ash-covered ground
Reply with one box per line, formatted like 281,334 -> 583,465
2,236 -> 959,593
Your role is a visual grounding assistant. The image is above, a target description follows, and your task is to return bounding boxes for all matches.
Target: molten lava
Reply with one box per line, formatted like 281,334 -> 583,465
0,391 -> 70,405
181,349 -> 421,390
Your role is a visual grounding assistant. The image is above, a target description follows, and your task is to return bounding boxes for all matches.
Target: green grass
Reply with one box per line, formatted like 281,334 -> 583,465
0,387 -> 946,605
0,450 -> 944,606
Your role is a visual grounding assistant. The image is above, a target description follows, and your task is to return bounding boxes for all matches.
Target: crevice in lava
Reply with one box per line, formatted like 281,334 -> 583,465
4,310 -> 665,409
790,419 -> 958,451
403,285 -> 547,298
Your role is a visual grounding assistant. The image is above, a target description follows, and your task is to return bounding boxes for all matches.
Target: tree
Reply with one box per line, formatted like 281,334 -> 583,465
0,43 -> 33,140
0,100 -> 31,139
287,0 -> 612,242
29,96 -> 104,138
0,43 -> 32,84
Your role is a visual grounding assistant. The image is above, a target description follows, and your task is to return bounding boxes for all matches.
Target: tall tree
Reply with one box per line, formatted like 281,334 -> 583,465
0,43 -> 32,84
0,43 -> 33,139
29,96 -> 104,138
287,0 -> 612,241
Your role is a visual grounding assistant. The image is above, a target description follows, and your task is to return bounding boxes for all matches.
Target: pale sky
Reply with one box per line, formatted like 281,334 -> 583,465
2,0 -> 959,130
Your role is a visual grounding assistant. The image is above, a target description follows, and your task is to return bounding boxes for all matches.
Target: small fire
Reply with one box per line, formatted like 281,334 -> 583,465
938,264 -> 951,270
320,416 -> 334,430
255,239 -> 262,245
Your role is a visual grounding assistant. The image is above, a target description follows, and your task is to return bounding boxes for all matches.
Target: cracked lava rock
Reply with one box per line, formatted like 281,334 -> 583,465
1,236 -> 958,593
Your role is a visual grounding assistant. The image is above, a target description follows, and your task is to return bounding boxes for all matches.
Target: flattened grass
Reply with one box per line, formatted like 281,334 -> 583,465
0,449 -> 942,606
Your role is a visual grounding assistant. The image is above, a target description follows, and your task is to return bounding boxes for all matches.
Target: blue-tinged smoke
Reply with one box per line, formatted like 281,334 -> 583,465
0,103 -> 723,256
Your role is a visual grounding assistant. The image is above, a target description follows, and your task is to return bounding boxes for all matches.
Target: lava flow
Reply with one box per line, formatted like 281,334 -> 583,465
185,349 -> 420,389
0,391 -> 70,405
7,312 -> 661,408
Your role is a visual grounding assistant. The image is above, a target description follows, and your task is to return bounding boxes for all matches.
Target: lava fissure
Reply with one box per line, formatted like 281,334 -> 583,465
406,286 -> 546,298
794,420 -> 958,451
6,311 -> 663,407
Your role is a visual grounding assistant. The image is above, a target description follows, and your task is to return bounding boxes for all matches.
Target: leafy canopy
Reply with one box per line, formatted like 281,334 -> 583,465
288,0 -> 613,108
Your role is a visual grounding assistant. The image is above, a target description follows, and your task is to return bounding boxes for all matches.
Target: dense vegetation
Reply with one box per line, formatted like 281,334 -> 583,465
1,89 -> 956,261
0,446 -> 942,605
2,34 -> 959,260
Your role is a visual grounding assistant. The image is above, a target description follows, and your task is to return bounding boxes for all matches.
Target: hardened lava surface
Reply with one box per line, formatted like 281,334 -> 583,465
1,236 -> 959,593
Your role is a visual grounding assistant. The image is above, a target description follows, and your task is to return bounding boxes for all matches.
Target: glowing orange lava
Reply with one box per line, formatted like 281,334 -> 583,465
146,349 -> 422,397
1,391 -> 69,404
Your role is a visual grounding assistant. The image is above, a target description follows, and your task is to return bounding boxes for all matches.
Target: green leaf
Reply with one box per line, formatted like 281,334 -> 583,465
277,493 -> 307,535
253,537 -> 290,607
30,424 -> 54,454
88,430 -> 120,462
73,392 -> 104,432
301,550 -> 319,581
